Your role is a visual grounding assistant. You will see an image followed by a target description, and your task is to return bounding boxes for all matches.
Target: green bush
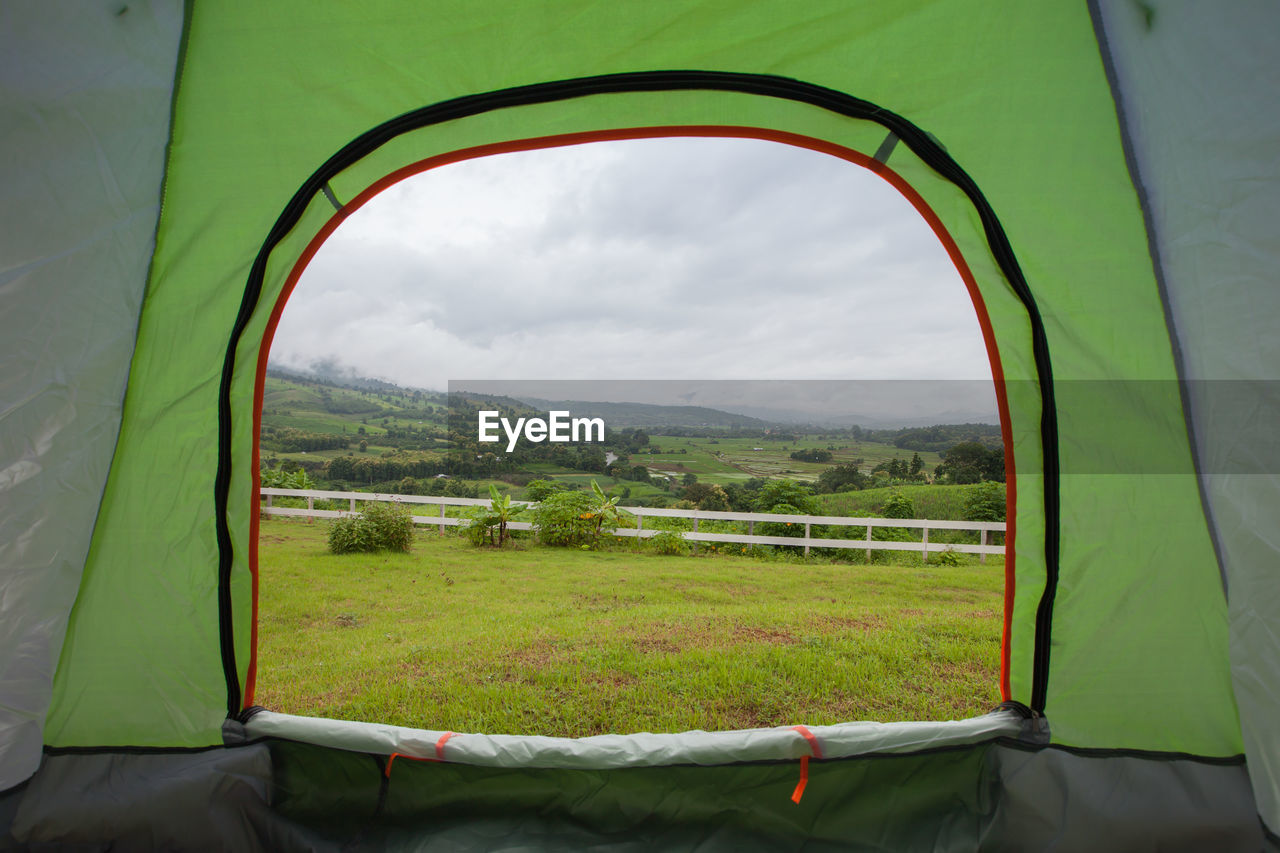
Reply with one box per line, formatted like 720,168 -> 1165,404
881,493 -> 916,519
935,547 -> 963,566
328,501 -> 413,554
752,479 -> 820,515
647,530 -> 688,556
963,481 -> 1006,522
524,479 -> 570,502
530,490 -> 599,547
261,466 -> 313,490
758,502 -> 807,539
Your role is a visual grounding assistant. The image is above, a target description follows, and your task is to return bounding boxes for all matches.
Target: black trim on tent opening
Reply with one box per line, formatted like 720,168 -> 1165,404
215,69 -> 1061,718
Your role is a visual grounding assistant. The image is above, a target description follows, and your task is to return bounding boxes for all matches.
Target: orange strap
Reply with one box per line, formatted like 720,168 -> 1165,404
790,725 -> 823,804
385,731 -> 457,777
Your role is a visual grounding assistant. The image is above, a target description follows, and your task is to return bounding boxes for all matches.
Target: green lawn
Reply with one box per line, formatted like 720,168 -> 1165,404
255,518 -> 1004,736
816,483 -> 999,521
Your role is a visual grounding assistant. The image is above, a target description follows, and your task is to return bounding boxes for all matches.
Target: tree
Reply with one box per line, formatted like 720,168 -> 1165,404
753,479 -> 820,515
681,472 -> 698,487
909,452 -> 924,478
683,482 -> 730,510
816,463 -> 868,494
935,441 -> 1002,484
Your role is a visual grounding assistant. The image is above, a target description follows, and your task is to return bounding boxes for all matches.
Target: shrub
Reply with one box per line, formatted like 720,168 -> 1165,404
881,493 -> 916,519
753,479 -> 820,515
328,501 -> 413,554
530,490 -> 598,547
935,547 -> 963,566
524,479 -> 569,502
260,466 -> 313,490
647,530 -> 688,556
963,481 -> 1006,522
758,502 -> 806,539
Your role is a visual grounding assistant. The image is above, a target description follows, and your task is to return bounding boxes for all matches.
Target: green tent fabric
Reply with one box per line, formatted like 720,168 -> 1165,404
2,1 -> 1277,848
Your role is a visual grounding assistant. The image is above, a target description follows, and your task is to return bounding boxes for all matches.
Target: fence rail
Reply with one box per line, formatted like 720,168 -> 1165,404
260,487 -> 1006,563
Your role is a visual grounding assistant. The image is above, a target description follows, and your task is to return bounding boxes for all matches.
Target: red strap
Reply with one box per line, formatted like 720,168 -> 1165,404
790,725 -> 822,804
385,732 -> 457,778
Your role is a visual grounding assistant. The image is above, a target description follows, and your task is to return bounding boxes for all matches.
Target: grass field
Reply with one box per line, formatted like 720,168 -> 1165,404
255,518 -> 1004,736
641,434 -> 943,485
815,483 -> 1001,520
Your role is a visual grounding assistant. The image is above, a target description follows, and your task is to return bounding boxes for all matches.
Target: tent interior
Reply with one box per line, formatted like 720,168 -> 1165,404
2,2 -> 1278,849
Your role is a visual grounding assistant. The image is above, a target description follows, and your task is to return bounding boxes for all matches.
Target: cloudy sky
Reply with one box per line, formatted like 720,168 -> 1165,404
270,136 -> 997,422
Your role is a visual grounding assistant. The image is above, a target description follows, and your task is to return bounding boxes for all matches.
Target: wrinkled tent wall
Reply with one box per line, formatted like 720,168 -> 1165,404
1094,1 -> 1280,831
0,3 -> 183,790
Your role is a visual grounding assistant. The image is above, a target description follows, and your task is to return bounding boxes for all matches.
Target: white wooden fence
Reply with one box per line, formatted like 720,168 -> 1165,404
260,488 -> 1006,563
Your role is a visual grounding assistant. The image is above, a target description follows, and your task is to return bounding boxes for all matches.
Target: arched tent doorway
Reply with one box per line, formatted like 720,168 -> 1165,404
248,130 -> 1017,732
213,75 -> 1056,721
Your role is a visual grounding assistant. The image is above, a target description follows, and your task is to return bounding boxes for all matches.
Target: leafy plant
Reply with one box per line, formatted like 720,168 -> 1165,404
587,480 -> 625,540
963,481 -> 1006,522
758,502 -> 806,539
935,547 -> 963,566
647,530 -> 688,556
881,493 -> 916,519
752,479 -> 820,515
466,484 -> 522,547
530,490 -> 597,547
328,501 -> 413,554
261,466 -> 314,490
524,479 -> 569,502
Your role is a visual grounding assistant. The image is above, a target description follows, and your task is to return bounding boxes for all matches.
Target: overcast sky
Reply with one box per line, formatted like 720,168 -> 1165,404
270,136 -> 997,421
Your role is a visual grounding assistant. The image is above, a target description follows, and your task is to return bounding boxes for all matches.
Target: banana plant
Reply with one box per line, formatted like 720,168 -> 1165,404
485,483 -> 520,547
588,480 -> 623,541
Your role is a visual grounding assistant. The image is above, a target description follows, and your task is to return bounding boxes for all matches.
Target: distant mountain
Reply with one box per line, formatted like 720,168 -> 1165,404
492,396 -> 774,430
721,404 -> 1000,429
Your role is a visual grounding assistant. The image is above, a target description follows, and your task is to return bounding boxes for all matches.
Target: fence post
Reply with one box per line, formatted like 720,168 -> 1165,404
922,525 -> 929,563
349,497 -> 356,513
306,494 -> 314,525
865,524 -> 872,563
748,520 -> 755,536
804,522 -> 811,557
265,493 -> 273,508
692,516 -> 699,554
980,529 -> 988,565
438,503 -> 446,536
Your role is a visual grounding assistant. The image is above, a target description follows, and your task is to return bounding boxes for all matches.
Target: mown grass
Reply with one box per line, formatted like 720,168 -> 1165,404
255,518 -> 1003,736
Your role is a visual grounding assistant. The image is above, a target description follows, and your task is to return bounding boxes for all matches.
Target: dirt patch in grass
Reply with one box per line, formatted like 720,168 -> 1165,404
821,613 -> 890,634
730,626 -> 800,646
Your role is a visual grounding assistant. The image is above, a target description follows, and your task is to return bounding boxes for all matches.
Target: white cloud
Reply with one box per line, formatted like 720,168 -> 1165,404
271,136 -> 995,411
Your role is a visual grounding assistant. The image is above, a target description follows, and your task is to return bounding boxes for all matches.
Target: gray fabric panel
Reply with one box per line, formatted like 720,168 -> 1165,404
8,747 -> 323,851
4,741 -> 1265,851
1091,1 -> 1280,835
986,746 -> 1262,852
0,2 -> 183,789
